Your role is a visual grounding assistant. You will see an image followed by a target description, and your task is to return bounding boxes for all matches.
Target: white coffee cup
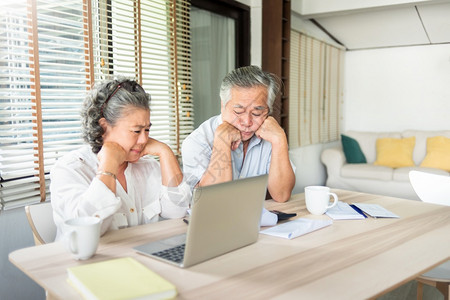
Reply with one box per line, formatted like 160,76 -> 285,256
64,216 -> 101,260
305,186 -> 338,215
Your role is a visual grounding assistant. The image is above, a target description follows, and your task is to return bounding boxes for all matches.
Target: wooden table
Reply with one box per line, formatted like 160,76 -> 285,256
9,190 -> 450,299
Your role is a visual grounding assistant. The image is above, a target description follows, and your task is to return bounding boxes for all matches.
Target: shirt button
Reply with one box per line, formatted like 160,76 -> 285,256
130,208 -> 135,213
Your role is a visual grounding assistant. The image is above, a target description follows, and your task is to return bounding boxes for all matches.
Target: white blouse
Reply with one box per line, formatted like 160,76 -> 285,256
50,145 -> 191,240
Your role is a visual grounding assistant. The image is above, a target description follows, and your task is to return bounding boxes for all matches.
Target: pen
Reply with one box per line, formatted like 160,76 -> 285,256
349,204 -> 368,218
183,218 -> 189,225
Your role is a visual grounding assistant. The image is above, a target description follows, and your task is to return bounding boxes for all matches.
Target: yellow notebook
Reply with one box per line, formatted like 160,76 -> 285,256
67,257 -> 177,300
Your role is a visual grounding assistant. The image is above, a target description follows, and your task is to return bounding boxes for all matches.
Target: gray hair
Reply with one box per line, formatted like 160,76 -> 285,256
219,65 -> 280,113
81,77 -> 150,153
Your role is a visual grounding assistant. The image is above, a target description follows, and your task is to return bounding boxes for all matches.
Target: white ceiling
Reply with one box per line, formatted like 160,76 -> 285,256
292,0 -> 450,50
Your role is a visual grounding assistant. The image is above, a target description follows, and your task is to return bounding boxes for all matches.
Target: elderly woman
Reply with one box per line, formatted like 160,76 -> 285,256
50,78 -> 191,239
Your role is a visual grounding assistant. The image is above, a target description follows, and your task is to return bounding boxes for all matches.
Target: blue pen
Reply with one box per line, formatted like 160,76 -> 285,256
350,204 -> 368,218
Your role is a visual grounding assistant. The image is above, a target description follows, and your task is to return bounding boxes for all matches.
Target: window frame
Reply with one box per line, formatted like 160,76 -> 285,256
190,0 -> 250,68
0,0 -> 193,209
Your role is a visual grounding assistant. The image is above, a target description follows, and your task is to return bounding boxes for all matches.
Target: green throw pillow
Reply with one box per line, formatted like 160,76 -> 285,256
341,134 -> 367,164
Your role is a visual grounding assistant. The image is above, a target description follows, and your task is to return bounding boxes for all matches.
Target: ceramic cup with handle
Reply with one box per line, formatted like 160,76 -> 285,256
64,216 -> 101,260
305,186 -> 338,215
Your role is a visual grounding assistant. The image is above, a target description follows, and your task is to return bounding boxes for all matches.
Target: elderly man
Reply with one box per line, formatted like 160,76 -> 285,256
182,65 -> 295,203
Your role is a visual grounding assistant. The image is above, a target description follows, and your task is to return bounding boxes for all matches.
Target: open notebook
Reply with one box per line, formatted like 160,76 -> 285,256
134,174 -> 268,268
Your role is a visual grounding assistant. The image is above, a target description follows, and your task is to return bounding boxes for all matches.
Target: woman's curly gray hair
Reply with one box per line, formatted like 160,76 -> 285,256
81,77 -> 150,153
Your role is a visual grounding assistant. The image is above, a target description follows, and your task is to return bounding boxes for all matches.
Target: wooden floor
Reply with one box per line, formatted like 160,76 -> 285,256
378,280 -> 443,300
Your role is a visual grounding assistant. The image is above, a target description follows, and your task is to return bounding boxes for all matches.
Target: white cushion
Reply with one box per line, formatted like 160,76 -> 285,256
402,130 -> 450,165
394,166 -> 449,182
341,164 -> 393,181
393,167 -> 416,182
345,131 -> 401,164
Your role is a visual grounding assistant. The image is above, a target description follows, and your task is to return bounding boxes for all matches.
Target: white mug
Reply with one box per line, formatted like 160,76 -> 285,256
305,186 -> 338,215
64,216 -> 101,260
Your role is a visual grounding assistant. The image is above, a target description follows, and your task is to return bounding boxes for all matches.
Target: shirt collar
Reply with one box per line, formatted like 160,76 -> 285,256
247,134 -> 262,148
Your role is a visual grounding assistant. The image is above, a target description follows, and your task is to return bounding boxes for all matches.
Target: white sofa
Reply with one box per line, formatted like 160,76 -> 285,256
321,130 -> 450,200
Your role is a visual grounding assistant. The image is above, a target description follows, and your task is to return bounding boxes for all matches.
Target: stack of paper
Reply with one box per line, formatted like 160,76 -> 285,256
67,257 -> 177,300
260,208 -> 278,226
260,218 -> 332,239
326,201 -> 366,220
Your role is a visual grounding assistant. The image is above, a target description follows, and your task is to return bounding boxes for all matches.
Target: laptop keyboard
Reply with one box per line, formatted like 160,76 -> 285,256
152,244 -> 186,264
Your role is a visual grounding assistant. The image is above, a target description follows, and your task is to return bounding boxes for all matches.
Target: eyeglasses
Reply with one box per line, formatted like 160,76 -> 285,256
101,83 -> 122,116
100,80 -> 147,116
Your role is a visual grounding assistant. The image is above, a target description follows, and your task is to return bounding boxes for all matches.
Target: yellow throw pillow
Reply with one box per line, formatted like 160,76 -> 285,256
420,136 -> 450,172
374,137 -> 415,168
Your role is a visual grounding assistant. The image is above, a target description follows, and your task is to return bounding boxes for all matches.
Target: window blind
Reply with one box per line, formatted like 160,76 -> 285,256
92,0 -> 193,154
94,0 -> 193,155
0,0 -> 193,210
289,30 -> 343,148
1,0 -> 90,210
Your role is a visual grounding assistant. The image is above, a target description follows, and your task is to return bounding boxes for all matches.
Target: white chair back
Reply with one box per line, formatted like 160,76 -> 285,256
25,202 -> 57,245
409,170 -> 450,206
409,170 -> 450,298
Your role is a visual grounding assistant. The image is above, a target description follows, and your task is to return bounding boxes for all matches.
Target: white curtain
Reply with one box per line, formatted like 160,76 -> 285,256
191,7 -> 235,128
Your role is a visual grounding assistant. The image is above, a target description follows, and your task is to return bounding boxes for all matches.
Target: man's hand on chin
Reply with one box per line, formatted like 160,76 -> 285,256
215,121 -> 242,151
255,116 -> 287,145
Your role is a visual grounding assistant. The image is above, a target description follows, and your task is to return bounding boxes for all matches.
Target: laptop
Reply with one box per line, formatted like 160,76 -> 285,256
134,174 -> 268,268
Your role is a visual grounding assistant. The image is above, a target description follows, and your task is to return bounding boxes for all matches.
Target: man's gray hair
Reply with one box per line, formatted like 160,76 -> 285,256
219,65 -> 280,113
81,77 -> 150,154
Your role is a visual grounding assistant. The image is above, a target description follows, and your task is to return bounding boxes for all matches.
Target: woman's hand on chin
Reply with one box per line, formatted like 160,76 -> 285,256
141,138 -> 173,158
98,142 -> 128,171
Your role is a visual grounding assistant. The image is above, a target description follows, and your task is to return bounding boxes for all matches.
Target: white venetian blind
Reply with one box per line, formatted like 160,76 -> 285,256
0,0 -> 90,210
92,0 -> 193,154
0,0 -> 193,210
289,30 -> 343,148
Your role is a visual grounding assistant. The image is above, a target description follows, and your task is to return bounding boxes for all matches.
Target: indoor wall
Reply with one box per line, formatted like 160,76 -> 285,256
343,44 -> 450,132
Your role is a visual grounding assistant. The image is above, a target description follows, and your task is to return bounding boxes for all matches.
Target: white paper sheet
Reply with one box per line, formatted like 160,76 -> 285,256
260,218 -> 333,239
260,208 -> 278,226
352,203 -> 399,218
326,201 -> 366,220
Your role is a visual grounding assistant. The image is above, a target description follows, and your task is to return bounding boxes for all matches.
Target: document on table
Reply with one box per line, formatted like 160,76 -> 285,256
326,201 -> 366,220
260,208 -> 278,226
352,203 -> 400,218
260,218 -> 333,240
